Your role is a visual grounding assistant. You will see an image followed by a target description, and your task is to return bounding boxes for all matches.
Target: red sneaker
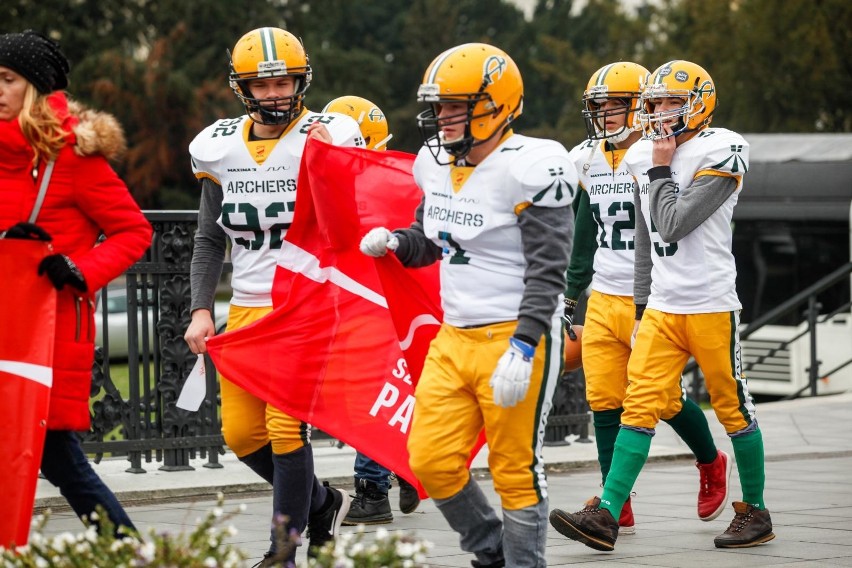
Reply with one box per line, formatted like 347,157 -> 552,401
618,496 -> 635,535
696,450 -> 732,521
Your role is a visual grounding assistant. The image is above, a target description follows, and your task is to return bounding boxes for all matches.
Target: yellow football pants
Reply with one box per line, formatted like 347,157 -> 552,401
220,305 -> 310,457
584,291 -> 683,419
623,308 -> 755,433
408,319 -> 563,510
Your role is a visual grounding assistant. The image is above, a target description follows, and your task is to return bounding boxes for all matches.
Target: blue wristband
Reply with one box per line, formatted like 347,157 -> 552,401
509,337 -> 536,359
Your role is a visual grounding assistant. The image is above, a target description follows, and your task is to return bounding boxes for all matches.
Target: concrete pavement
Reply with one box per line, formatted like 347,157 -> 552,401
35,392 -> 852,567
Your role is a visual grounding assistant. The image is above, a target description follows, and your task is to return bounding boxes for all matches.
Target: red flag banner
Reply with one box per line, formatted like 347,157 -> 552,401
207,140 -> 442,488
0,239 -> 55,546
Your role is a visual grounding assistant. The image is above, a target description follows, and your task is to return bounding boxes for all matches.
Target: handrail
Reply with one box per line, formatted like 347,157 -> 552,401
739,262 -> 852,339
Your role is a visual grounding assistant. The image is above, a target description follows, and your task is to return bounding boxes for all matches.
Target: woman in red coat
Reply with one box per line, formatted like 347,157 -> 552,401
0,31 -> 151,535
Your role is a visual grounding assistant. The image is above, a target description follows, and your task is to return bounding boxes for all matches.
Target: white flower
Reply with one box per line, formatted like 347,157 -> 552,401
203,557 -> 218,567
50,531 -> 76,552
85,525 -> 99,543
238,503 -> 247,512
35,558 -> 49,568
375,527 -> 389,541
136,541 -> 156,562
396,541 -> 417,557
212,507 -> 223,518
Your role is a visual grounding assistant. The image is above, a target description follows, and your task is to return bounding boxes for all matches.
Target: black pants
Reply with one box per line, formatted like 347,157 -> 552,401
40,430 -> 135,535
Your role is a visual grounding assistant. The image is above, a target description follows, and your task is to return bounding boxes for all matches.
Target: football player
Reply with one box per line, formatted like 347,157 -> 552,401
549,62 -> 731,538
550,60 -> 773,552
321,95 -> 422,525
183,27 -> 363,565
360,43 -> 577,567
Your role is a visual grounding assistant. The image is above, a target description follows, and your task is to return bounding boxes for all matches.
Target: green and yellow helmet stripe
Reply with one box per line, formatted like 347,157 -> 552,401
259,27 -> 278,61
425,45 -> 466,84
652,60 -> 681,84
594,63 -> 616,87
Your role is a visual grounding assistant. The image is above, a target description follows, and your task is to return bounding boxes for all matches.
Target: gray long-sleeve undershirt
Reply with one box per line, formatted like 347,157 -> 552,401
395,196 -> 573,344
189,178 -> 227,313
633,167 -> 737,306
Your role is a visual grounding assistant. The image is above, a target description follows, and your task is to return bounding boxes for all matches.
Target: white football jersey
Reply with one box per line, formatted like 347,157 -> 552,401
413,133 -> 578,327
189,111 -> 362,306
626,128 -> 748,313
567,139 -> 636,297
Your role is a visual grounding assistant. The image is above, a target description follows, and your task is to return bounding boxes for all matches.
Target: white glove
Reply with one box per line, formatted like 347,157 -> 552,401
489,337 -> 536,407
360,227 -> 399,257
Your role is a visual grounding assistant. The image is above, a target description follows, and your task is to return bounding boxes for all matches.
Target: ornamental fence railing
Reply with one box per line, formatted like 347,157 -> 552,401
83,211 -> 594,471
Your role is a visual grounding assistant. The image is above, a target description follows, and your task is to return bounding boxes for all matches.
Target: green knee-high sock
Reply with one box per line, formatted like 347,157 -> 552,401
600,428 -> 652,519
731,429 -> 766,510
663,397 -> 718,464
593,408 -> 623,485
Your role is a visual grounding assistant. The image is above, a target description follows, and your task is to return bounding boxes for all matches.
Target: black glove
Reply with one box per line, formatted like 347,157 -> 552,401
2,222 -> 52,241
562,297 -> 578,341
38,254 -> 88,292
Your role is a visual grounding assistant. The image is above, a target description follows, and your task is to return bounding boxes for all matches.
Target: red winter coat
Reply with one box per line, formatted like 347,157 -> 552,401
0,93 -> 152,431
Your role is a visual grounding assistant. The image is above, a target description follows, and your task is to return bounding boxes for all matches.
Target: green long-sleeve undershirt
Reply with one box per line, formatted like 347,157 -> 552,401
564,187 -> 597,301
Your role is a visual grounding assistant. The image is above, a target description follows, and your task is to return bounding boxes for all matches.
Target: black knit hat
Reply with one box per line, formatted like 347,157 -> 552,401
0,30 -> 70,94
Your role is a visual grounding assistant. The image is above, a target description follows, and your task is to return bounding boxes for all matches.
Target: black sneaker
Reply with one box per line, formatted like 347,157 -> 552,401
398,477 -> 421,514
307,482 -> 351,557
471,559 -> 505,567
549,496 -> 619,552
714,501 -> 775,548
342,479 -> 393,525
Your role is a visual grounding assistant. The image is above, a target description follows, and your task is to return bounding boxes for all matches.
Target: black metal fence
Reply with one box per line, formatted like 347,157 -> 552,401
84,211 -> 592,470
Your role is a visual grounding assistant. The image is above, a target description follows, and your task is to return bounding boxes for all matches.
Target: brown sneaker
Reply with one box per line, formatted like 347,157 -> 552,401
714,501 -> 775,548
549,497 -> 619,552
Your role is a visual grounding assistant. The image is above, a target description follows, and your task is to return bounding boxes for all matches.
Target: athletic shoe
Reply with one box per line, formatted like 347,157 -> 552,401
714,501 -> 775,548
618,496 -> 635,535
696,449 -> 732,521
398,477 -> 421,514
307,483 -> 351,557
549,496 -> 619,552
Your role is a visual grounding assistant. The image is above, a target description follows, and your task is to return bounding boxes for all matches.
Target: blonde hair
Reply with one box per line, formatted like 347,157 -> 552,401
18,82 -> 66,165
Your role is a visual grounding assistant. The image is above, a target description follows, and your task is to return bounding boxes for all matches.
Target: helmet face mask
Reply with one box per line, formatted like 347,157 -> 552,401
417,43 -> 523,164
229,27 -> 312,126
639,60 -> 716,140
581,62 -> 649,143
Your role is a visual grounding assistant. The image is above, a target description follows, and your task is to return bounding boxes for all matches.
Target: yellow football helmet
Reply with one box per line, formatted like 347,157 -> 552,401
582,61 -> 650,143
416,43 -> 523,163
228,27 -> 312,126
322,95 -> 392,150
639,60 -> 717,139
